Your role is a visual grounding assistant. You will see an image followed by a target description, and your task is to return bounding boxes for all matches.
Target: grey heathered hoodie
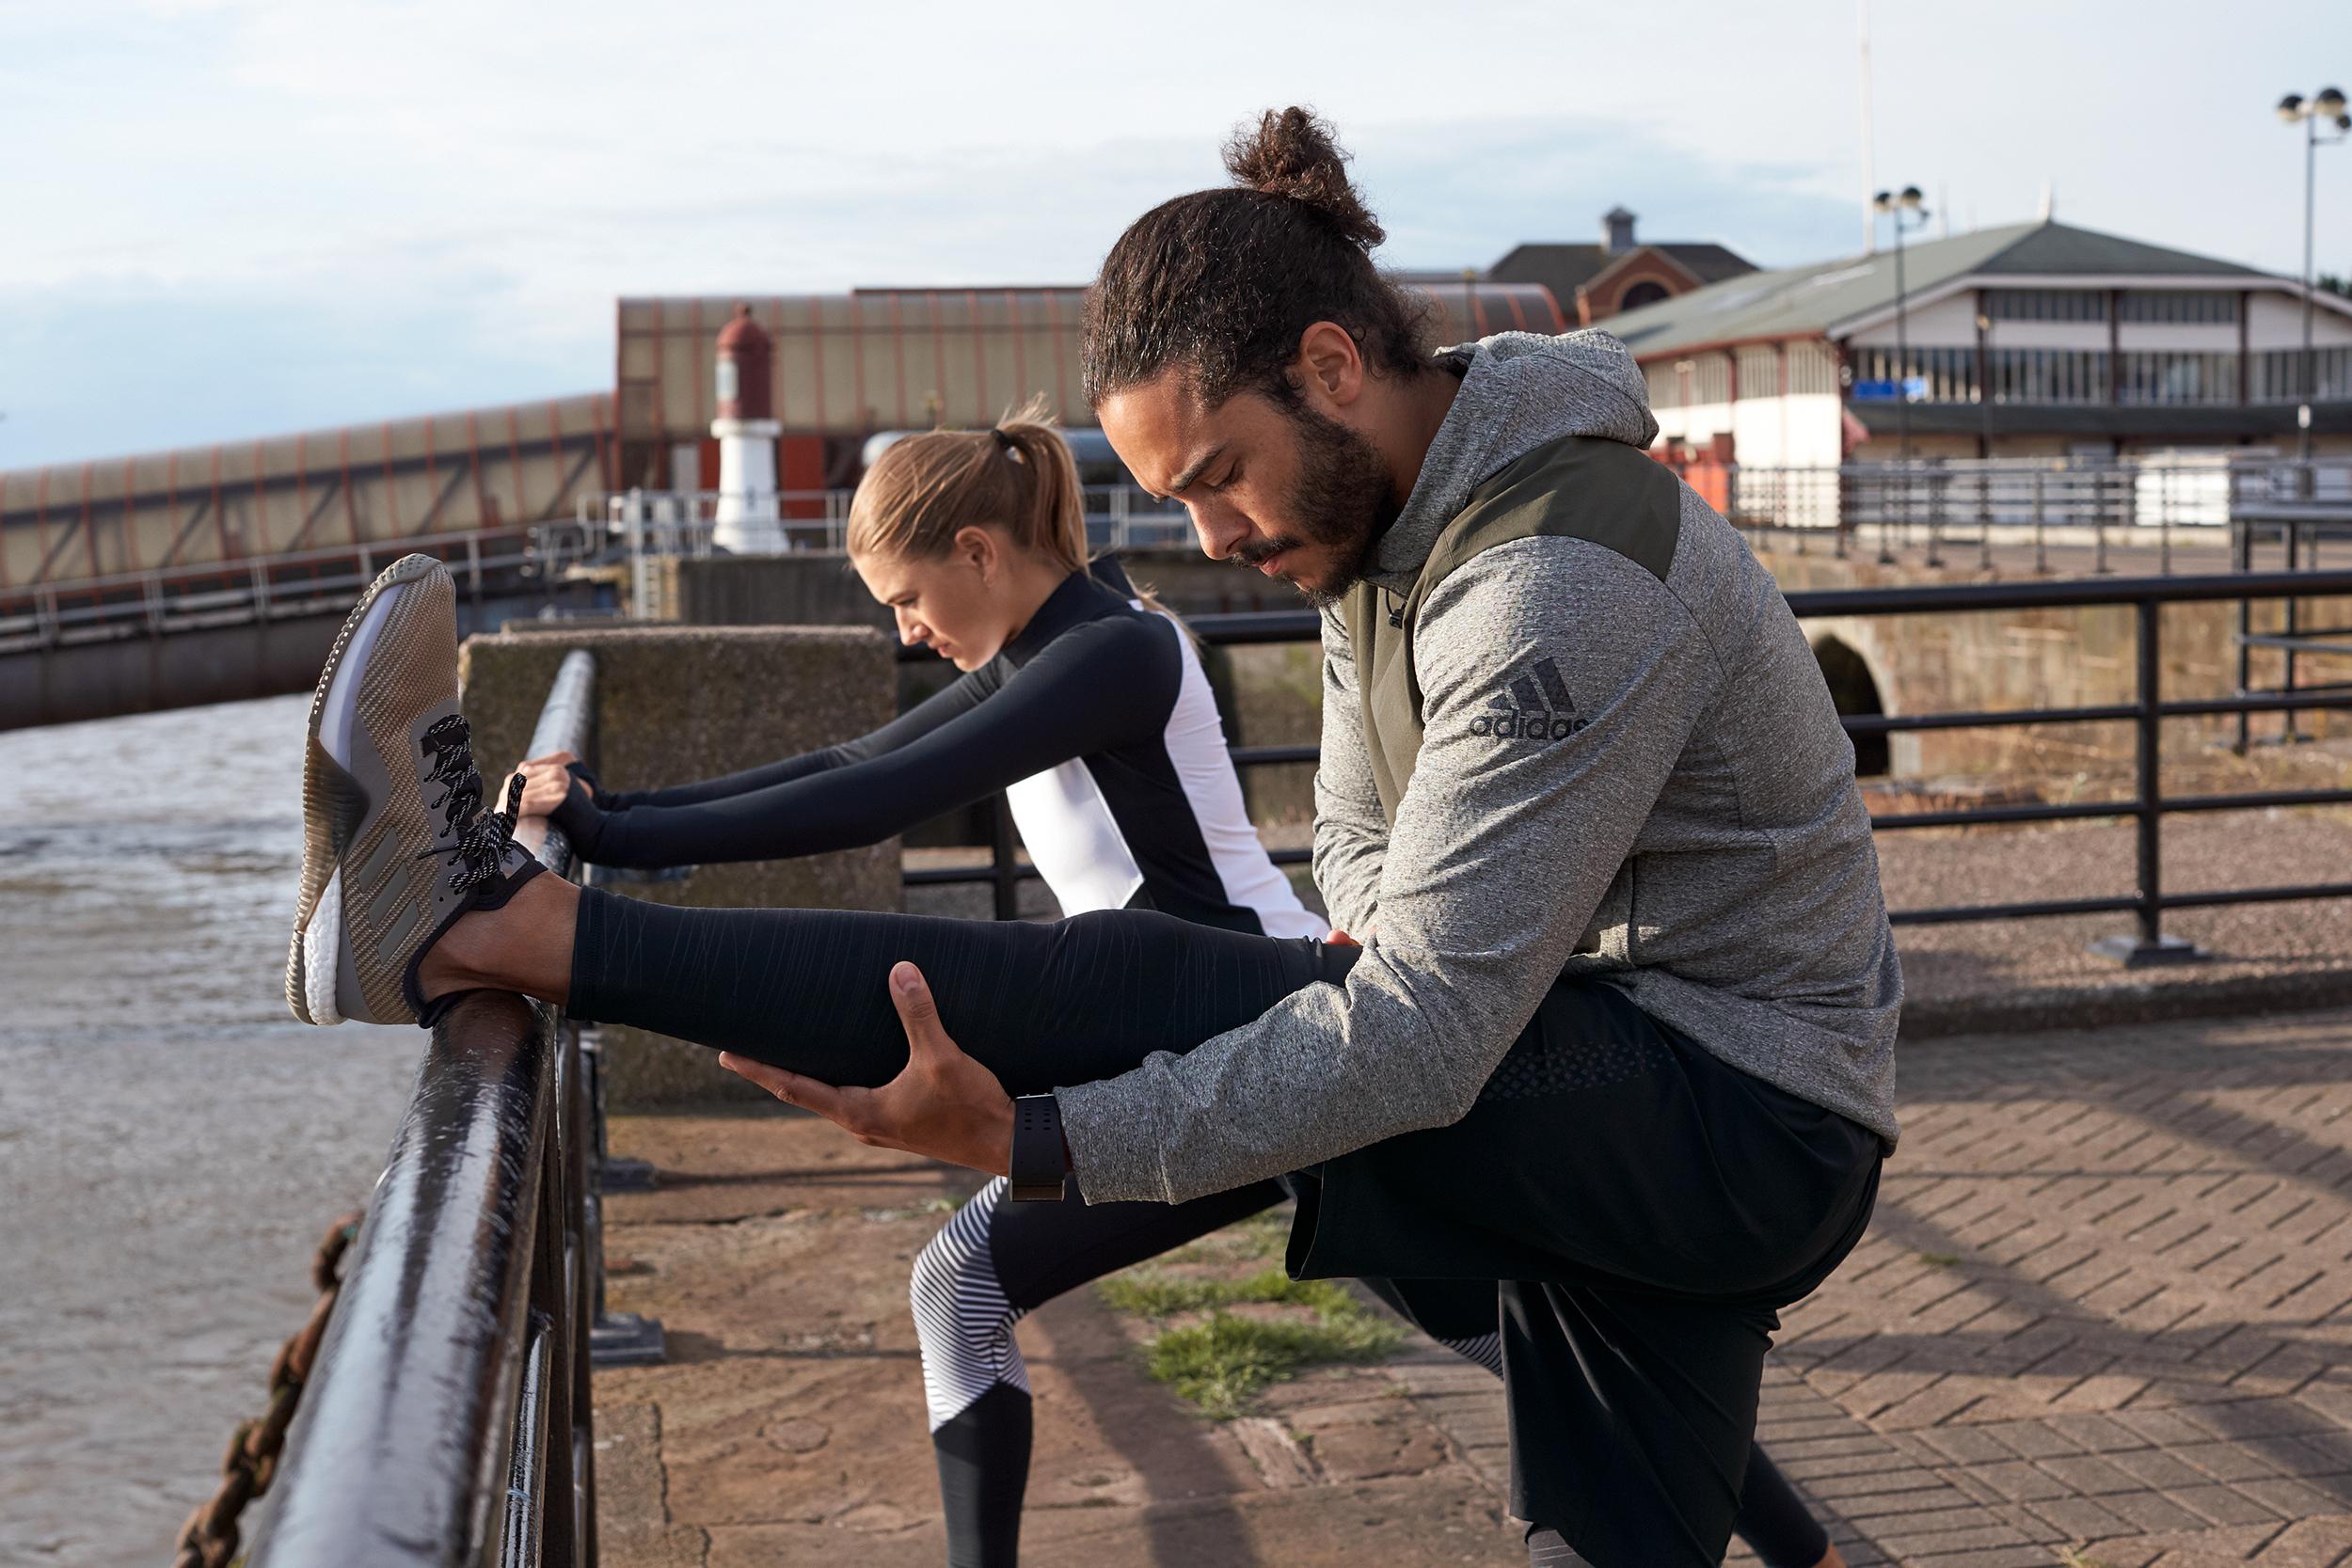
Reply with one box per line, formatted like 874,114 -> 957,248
1057,331 -> 1902,1205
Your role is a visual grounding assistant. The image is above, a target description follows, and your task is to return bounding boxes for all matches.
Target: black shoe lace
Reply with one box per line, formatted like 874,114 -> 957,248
415,714 -> 525,895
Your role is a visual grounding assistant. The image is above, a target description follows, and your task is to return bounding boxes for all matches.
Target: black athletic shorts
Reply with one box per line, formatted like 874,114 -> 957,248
1283,978 -> 1881,1565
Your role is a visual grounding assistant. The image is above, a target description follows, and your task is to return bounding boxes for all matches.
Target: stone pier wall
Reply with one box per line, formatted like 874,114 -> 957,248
460,622 -> 900,1104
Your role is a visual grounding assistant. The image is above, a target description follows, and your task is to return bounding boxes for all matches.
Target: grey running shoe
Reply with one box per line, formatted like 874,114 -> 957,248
286,554 -> 541,1026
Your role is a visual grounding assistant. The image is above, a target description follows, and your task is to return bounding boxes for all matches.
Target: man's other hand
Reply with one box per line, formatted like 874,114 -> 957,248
718,962 -> 1017,1177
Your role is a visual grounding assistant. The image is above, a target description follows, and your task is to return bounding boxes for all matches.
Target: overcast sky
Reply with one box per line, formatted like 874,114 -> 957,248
2,0 -> 2347,469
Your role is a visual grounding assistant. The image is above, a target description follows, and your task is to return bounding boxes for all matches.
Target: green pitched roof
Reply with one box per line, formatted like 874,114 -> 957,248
1599,221 -> 2272,358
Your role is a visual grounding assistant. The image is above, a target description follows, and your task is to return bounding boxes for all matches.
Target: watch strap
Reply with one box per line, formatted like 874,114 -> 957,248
1008,1094 -> 1068,1202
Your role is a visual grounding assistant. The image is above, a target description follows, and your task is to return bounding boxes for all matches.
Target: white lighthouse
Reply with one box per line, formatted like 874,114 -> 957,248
709,303 -> 787,553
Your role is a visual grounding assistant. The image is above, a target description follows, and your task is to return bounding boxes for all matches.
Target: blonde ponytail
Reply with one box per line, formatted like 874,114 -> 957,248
847,396 -> 1089,575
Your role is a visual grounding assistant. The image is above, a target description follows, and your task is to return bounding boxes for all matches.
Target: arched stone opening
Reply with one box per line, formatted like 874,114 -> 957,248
1812,636 -> 1890,776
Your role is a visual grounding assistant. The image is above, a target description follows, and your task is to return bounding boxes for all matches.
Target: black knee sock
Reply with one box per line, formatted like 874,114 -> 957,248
1737,1448 -> 1829,1568
1523,1524 -> 1592,1566
568,892 -> 1347,1090
933,1382 -> 1032,1568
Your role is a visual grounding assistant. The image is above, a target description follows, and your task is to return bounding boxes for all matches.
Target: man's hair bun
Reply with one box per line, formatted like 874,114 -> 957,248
1221,106 -> 1385,251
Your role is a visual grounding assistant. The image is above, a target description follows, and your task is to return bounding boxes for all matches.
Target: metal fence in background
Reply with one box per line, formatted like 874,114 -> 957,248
242,650 -> 633,1568
909,572 -> 2352,963
1719,454 -> 2352,575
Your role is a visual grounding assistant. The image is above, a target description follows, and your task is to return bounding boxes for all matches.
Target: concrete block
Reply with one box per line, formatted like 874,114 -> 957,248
660,553 -> 894,632
461,622 -> 901,1106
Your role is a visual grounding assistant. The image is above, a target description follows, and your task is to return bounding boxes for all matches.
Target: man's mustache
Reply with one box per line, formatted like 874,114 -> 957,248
1232,534 -> 1305,567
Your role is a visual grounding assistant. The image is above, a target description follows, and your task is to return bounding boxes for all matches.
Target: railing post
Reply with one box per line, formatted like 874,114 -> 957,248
2032,469 -> 2048,575
2283,519 -> 2303,744
2234,515 -> 2254,754
2091,597 -> 2199,967
1926,468 -> 1945,569
990,792 -> 1021,922
2093,469 -> 2113,575
1979,466 -> 1994,573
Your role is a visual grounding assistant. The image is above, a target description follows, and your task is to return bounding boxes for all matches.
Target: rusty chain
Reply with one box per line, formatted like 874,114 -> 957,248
167,1210 -> 362,1568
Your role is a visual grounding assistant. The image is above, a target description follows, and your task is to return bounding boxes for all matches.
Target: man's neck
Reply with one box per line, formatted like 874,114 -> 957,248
1383,367 -> 1464,514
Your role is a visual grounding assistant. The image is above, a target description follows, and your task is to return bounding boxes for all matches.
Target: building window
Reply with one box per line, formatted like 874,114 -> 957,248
1982,348 -> 2110,404
1734,345 -> 1781,399
1682,354 -> 1732,406
1787,341 -> 1840,396
2116,351 -> 2239,404
1645,361 -> 1681,410
1620,280 -> 1670,311
2252,347 -> 2352,403
1983,289 -> 2109,323
2117,291 -> 2242,325
1850,344 -> 1980,403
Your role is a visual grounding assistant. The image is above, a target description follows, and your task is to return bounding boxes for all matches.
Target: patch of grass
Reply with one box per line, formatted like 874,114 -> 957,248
1100,1265 -> 1350,1320
1917,1251 -> 1962,1268
1143,1307 -> 1404,1419
1100,1263 -> 1404,1418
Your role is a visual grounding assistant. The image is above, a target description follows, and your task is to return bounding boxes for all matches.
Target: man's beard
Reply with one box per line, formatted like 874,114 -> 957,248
1230,403 -> 1399,610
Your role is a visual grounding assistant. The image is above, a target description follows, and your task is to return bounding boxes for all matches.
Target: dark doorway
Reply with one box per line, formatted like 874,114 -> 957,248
1812,637 -> 1890,776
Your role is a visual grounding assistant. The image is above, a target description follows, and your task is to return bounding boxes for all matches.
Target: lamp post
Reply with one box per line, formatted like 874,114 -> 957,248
1976,309 -> 1997,569
1873,185 -> 1931,562
2277,87 -> 2348,476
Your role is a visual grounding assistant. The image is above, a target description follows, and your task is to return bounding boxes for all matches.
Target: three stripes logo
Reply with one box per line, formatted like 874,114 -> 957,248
1467,656 -> 1589,742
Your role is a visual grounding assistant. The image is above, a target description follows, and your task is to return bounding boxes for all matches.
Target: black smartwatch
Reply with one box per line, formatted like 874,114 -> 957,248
1009,1094 -> 1069,1202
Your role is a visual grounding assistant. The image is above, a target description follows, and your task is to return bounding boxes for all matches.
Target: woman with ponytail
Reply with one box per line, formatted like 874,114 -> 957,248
513,403 -> 1313,939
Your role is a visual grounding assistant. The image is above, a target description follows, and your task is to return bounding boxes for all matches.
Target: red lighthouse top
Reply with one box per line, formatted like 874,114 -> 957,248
715,303 -> 773,421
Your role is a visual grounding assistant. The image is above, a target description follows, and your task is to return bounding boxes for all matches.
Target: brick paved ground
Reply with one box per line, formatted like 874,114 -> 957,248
1724,1006 -> 2352,1568
598,1005 -> 2352,1567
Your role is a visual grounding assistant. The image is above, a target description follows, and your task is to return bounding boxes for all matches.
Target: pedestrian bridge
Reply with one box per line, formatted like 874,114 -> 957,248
0,394 -> 613,728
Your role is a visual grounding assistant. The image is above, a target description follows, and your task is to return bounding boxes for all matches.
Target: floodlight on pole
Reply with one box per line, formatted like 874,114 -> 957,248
2277,86 -> 2350,468
1870,182 -> 1932,562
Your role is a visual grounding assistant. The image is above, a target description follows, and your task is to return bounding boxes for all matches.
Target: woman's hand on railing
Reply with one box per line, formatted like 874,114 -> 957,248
718,962 -> 1016,1177
511,750 -> 580,819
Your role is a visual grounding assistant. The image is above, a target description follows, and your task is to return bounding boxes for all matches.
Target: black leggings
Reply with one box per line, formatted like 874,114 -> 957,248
570,895 -> 1342,1092
569,890 -> 1838,1567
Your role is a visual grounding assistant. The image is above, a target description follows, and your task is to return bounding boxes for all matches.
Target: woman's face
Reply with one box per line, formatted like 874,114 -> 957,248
852,530 -> 1014,671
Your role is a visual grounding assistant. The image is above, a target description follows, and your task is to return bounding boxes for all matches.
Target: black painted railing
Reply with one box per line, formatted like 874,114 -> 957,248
907,572 -> 2352,962
244,649 -> 607,1567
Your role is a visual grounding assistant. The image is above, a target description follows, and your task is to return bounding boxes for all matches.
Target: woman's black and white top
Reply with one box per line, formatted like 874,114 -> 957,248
552,560 -> 1322,939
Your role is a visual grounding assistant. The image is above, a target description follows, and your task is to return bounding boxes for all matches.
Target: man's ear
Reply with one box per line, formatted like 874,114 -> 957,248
1295,321 -> 1365,410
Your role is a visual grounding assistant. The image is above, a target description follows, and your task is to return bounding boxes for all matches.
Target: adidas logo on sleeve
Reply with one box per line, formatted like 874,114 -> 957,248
1467,656 -> 1590,742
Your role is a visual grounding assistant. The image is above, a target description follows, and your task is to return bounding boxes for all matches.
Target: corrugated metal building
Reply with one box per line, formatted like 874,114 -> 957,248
612,281 -> 1565,496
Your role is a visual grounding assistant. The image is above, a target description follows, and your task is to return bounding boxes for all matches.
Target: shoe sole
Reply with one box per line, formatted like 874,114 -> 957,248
286,554 -> 443,1025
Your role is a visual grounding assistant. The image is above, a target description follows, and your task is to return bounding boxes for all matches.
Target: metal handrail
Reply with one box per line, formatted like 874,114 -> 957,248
244,649 -> 603,1567
907,571 -> 2352,961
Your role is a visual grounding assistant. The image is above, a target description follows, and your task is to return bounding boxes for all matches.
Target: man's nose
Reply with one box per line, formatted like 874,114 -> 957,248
1187,499 -> 1251,562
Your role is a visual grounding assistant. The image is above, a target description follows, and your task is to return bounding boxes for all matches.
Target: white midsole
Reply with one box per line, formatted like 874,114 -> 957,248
303,867 -> 346,1025
305,582 -> 404,1023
